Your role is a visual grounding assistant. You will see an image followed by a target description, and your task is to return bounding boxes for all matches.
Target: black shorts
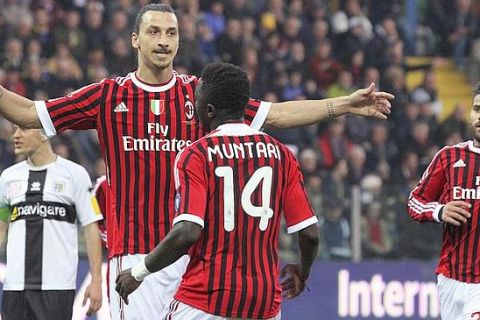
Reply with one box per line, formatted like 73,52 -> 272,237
1,289 -> 75,320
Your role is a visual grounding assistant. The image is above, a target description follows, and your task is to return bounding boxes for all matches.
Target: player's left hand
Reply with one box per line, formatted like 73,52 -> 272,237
83,279 -> 102,315
280,264 -> 307,299
115,268 -> 142,305
347,82 -> 394,120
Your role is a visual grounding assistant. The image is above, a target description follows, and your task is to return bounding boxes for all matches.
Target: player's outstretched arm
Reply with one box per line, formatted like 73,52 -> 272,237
115,221 -> 202,304
281,223 -> 319,299
265,83 -> 394,129
0,85 -> 42,128
83,222 -> 103,315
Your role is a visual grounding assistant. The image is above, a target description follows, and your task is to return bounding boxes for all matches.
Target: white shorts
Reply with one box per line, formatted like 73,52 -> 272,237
109,254 -> 190,320
437,274 -> 480,320
163,300 -> 281,320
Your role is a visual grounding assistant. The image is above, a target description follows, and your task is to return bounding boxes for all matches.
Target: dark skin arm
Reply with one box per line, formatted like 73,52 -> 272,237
281,223 -> 319,299
115,221 -> 202,304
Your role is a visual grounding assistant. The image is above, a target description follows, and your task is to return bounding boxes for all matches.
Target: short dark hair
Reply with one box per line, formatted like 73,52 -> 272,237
200,63 -> 250,119
474,82 -> 480,97
134,3 -> 175,34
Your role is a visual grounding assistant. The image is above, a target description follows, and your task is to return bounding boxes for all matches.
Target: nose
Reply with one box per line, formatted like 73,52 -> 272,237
157,34 -> 169,48
12,127 -> 21,139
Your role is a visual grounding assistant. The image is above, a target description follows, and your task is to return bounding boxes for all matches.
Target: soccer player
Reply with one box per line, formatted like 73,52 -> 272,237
0,127 -> 103,319
116,62 -> 319,319
0,3 -> 392,318
407,83 -> 480,319
93,175 -> 108,248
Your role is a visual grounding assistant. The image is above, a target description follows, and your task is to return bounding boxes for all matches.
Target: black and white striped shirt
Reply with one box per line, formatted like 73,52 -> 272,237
0,156 -> 102,290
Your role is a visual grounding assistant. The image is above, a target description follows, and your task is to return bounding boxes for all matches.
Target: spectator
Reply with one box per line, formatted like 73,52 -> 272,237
202,1 -> 226,38
365,122 -> 398,175
241,17 -> 261,51
3,67 -> 26,96
319,198 -> 352,260
306,174 -> 323,215
409,121 -> 436,172
54,9 -> 86,60
1,38 -> 23,70
309,40 -> 343,90
326,70 -> 355,98
439,103 -> 469,142
307,18 -> 330,55
216,18 -> 244,65
348,144 -> 367,185
318,118 -> 352,170
322,158 -> 350,209
196,20 -> 217,62
299,148 -> 320,177
23,61 -> 49,99
32,8 -> 55,57
84,5 -> 106,51
447,0 -> 475,70
105,10 -> 130,49
365,17 -> 400,71
361,201 -> 394,258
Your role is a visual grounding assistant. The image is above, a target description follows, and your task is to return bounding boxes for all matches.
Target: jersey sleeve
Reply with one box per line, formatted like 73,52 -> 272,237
34,82 -> 103,137
408,148 -> 447,223
244,99 -> 271,130
0,174 -> 10,222
93,176 -> 107,246
282,150 -> 318,234
173,148 -> 208,228
72,166 -> 103,227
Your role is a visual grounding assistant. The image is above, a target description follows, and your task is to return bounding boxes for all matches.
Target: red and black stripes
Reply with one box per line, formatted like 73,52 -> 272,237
175,131 -> 311,318
409,143 -> 480,283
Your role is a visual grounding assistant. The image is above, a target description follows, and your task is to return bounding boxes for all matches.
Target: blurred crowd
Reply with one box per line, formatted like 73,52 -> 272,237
0,0 -> 478,261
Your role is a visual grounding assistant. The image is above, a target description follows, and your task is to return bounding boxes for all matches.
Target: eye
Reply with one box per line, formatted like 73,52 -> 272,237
149,30 -> 158,35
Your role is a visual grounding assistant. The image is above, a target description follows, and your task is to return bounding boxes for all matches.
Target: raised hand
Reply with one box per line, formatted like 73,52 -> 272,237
348,82 -> 394,120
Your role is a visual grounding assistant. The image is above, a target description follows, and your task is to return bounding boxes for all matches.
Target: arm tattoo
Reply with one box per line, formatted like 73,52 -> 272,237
327,100 -> 335,119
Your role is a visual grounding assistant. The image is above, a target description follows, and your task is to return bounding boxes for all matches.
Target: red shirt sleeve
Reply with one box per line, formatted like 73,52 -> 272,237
93,176 -> 108,247
173,148 -> 208,228
34,82 -> 103,136
407,148 -> 447,223
282,149 -> 318,234
244,99 -> 271,130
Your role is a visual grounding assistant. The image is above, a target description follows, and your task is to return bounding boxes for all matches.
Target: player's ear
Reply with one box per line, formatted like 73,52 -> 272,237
132,32 -> 139,49
207,103 -> 216,118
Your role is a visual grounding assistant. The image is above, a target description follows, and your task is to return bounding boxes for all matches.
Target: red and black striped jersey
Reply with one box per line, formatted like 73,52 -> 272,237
93,175 -> 108,247
408,141 -> 480,283
34,71 -> 271,257
173,123 -> 317,319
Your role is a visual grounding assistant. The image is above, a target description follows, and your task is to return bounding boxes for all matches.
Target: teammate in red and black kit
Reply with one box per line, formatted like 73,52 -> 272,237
93,176 -> 108,248
408,83 -> 480,319
0,3 -> 392,319
116,63 -> 319,320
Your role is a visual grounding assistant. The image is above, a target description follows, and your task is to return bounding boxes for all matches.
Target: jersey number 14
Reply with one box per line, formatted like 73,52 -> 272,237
215,166 -> 274,232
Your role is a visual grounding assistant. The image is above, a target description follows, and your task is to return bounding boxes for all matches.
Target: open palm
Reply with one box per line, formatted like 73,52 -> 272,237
348,83 -> 394,119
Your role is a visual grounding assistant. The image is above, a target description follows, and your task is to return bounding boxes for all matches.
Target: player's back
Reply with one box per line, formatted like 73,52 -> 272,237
174,123 -> 314,319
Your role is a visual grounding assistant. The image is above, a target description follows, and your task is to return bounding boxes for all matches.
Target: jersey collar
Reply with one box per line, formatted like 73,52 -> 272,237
468,140 -> 480,154
131,71 -> 176,92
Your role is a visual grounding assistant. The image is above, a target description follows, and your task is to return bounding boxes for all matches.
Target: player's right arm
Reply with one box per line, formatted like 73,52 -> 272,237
0,85 -> 41,128
408,148 -> 471,224
0,82 -> 102,136
280,150 -> 319,299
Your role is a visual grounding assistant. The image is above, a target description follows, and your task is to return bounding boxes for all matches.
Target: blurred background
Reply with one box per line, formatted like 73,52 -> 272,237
1,0 -> 479,318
